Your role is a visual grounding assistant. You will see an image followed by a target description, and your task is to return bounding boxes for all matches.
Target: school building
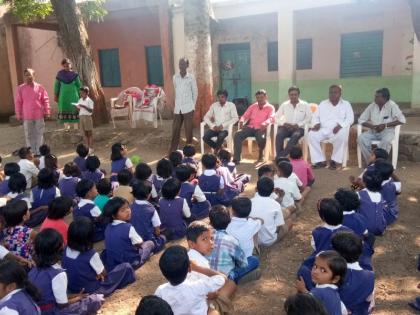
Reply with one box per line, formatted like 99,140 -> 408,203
0,0 -> 419,119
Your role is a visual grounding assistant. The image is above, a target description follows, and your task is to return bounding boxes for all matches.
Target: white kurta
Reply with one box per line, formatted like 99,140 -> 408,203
308,99 -> 354,164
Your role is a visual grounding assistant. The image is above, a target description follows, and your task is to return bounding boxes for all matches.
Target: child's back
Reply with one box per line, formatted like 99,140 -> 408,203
310,285 -> 344,315
159,197 -> 187,240
357,189 -> 386,236
73,156 -> 87,173
73,199 -> 105,242
59,176 -> 79,200
31,185 -> 60,209
290,158 -> 314,187
81,169 -> 104,184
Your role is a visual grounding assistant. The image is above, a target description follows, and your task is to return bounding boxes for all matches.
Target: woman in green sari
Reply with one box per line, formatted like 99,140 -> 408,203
54,58 -> 81,129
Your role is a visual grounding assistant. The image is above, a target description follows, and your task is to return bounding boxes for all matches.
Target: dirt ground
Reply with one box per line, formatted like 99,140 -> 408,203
0,120 -> 419,315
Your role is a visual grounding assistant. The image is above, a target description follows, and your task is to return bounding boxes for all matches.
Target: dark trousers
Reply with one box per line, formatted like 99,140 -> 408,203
233,126 -> 266,161
275,126 -> 304,158
169,111 -> 194,153
202,129 -> 229,150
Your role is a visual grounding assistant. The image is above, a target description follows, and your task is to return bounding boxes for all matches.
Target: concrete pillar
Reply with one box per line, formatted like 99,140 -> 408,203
171,6 -> 185,71
411,36 -> 420,108
277,9 -> 295,103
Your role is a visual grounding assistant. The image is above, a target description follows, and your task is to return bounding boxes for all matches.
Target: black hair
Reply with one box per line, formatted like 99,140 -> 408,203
175,165 -> 193,182
255,89 -> 267,96
118,169 -> 133,185
8,173 -> 27,194
33,228 -> 64,268
18,147 -> 32,159
316,250 -> 347,286
76,143 -> 89,158
182,145 -> 196,158
86,155 -> 100,172
331,231 -> 363,263
231,197 -> 252,218
48,196 -> 73,220
216,89 -> 228,98
277,161 -> 293,177
218,149 -> 232,163
39,144 -> 51,156
334,188 -> 360,212
161,178 -> 181,200
111,143 -> 125,161
186,221 -> 211,243
103,197 -> 128,220
318,198 -> 343,226
257,164 -> 274,178
37,168 -> 56,189
4,162 -> 20,176
288,86 -> 301,95
376,88 -> 391,101
374,159 -> 394,181
96,178 -> 112,195
63,162 -> 81,177
61,58 -> 71,65
372,148 -> 389,160
201,153 -> 217,169
3,200 -> 28,227
44,154 -> 58,170
159,245 -> 189,286
135,163 -> 152,181
284,293 -> 328,315
209,205 -> 231,230
68,217 -> 94,253
289,146 -> 303,159
135,295 -> 174,315
169,151 -> 183,169
76,179 -> 95,198
0,260 -> 41,302
132,181 -> 152,200
257,177 -> 274,197
275,156 -> 290,164
362,169 -> 383,192
156,158 -> 173,179
80,86 -> 90,94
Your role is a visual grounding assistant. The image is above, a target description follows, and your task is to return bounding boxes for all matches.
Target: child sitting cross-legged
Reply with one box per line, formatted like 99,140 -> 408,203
153,158 -> 173,197
59,162 -> 80,201
182,144 -> 199,168
113,169 -> 134,204
135,295 -> 174,315
103,197 -> 155,271
0,162 -> 20,197
74,143 -> 89,173
155,245 -> 226,315
218,149 -> 250,192
130,181 -> 166,253
110,143 -> 134,189
274,161 -> 302,210
289,146 -> 315,188
17,147 -> 39,190
7,173 -> 31,209
81,155 -> 104,184
134,162 -> 158,201
94,178 -> 112,213
40,196 -> 73,245
62,217 -> 135,296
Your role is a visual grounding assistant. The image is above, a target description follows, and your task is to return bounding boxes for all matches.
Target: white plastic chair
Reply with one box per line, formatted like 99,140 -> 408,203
357,124 -> 401,169
110,92 -> 133,128
132,86 -> 165,128
273,123 -> 309,160
200,122 -> 234,154
244,124 -> 272,161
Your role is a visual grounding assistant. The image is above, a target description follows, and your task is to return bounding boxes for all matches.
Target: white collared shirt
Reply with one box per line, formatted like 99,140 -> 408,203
311,224 -> 342,250
347,262 -> 363,271
65,247 -> 104,274
312,98 -> 354,129
275,99 -> 312,127
77,96 -> 94,116
51,263 -> 68,304
358,189 -> 381,202
188,249 -> 211,282
226,217 -> 262,257
78,199 -> 102,217
203,101 -> 239,129
203,169 -> 224,189
273,177 -> 302,208
112,220 -> 143,245
173,72 -> 198,114
18,159 -> 39,189
0,289 -> 23,315
358,100 -> 406,126
134,200 -> 162,227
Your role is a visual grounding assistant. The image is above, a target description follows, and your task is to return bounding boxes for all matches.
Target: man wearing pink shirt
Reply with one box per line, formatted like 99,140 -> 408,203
233,90 -> 274,163
15,68 -> 50,155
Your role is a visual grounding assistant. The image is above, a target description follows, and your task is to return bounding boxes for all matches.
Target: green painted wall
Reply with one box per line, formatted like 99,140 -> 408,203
412,73 -> 420,108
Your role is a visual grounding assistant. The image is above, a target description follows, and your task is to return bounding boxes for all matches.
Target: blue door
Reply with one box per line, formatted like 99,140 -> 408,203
146,46 -> 164,86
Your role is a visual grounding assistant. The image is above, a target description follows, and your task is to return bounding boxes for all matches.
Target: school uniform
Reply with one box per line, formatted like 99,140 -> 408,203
73,199 -> 106,242
31,186 -> 60,209
130,200 -> 166,252
226,217 -> 262,258
62,247 -> 135,296
58,176 -> 79,200
159,197 -> 190,240
310,284 -> 347,315
0,176 -> 10,196
273,176 -> 301,208
380,179 -> 401,225
179,181 -> 210,220
198,169 -> 232,206
73,156 -> 87,173
7,192 -> 32,211
357,189 -> 387,236
103,220 -> 155,271
28,263 -> 103,315
151,174 -> 168,197
339,262 -> 374,315
0,289 -> 41,315
110,157 -> 133,183
182,156 -> 199,168
81,170 -> 104,184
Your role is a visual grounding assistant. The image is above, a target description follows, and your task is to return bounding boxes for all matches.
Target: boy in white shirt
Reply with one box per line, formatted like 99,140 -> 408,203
17,147 -> 39,189
75,86 -> 94,151
274,161 -> 301,209
155,245 -> 226,315
251,177 -> 285,246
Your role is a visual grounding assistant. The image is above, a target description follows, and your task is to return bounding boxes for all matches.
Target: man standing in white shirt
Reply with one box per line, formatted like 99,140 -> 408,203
169,58 -> 198,155
357,88 -> 406,166
202,89 -> 238,153
308,85 -> 354,170
274,86 -> 312,158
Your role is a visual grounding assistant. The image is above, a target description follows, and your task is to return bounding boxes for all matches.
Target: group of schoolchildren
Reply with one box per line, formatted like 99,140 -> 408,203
0,138 -> 401,315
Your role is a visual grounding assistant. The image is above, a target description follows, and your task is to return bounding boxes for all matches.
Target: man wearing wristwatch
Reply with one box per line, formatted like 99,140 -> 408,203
357,88 -> 406,166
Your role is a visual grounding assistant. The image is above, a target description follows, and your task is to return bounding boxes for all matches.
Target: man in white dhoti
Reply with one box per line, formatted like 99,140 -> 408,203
308,85 -> 354,170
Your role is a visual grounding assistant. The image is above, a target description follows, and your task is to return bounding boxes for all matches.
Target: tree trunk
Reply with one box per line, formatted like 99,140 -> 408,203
50,0 -> 108,124
184,0 -> 213,126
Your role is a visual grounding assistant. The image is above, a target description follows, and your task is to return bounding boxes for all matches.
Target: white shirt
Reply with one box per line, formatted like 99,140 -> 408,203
65,247 -> 104,274
39,156 -> 45,169
7,192 -> 31,209
188,249 -> 211,282
250,194 -> 284,246
288,173 -> 303,188
203,101 -> 239,129
51,263 -> 68,304
0,289 -> 23,315
155,275 -> 225,315
312,99 -> 354,129
203,169 -> 224,189
358,100 -> 406,126
134,200 -> 162,227
275,99 -> 312,127
78,199 -> 102,217
112,220 -> 143,245
0,245 -> 9,259
358,189 -> 381,202
77,96 -> 94,116
18,159 -> 39,189
173,72 -> 198,114
226,217 -> 262,257
274,177 -> 302,208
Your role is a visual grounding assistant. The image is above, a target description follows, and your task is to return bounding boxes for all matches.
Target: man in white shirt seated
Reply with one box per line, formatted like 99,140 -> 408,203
357,88 -> 406,166
308,85 -> 354,170
274,86 -> 312,158
202,89 -> 239,153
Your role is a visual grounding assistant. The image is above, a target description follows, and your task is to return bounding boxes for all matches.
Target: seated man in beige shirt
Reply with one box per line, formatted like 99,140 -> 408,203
113,169 -> 134,204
